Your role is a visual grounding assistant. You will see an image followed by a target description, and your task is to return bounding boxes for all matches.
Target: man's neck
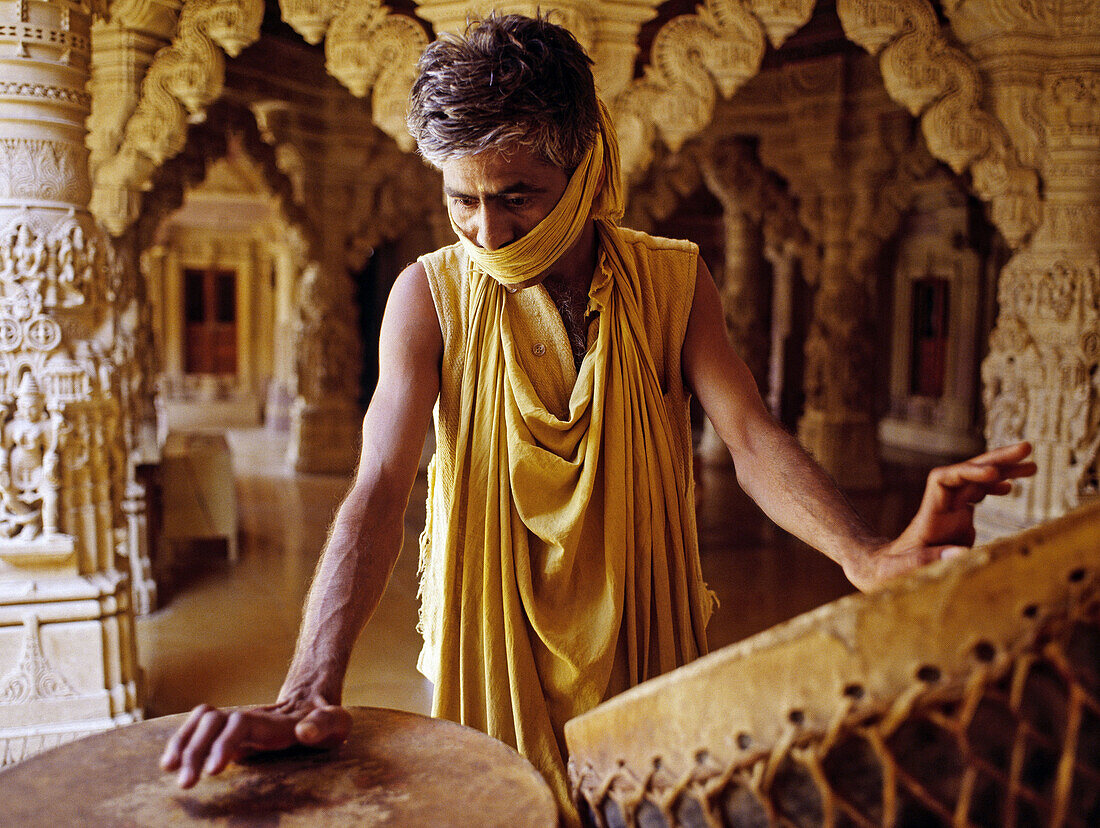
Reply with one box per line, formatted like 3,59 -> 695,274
540,219 -> 598,294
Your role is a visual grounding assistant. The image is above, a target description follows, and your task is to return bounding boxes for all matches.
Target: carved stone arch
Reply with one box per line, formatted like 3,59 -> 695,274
623,144 -> 707,233
613,0 -> 1039,250
343,153 -> 445,273
131,97 -> 317,434
275,0 -> 429,152
130,98 -> 314,260
833,0 -> 1041,248
90,0 -> 266,236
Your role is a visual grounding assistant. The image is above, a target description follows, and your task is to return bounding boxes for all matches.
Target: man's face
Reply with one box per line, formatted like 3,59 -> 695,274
441,145 -> 569,255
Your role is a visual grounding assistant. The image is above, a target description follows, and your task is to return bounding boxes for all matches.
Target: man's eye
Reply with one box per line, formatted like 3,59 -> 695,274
451,196 -> 478,208
504,197 -> 528,209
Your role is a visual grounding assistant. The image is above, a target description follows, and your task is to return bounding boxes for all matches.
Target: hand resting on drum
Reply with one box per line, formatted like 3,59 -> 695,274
159,693 -> 352,788
842,441 -> 1036,592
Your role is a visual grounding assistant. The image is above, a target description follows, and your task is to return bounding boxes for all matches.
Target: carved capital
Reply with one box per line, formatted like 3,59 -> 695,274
837,0 -> 1043,249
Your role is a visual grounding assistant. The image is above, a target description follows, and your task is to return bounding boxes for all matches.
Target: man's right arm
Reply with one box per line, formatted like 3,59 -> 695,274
160,261 -> 442,787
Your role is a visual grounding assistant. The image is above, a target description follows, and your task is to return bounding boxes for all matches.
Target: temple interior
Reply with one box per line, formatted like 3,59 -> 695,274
0,0 -> 1097,817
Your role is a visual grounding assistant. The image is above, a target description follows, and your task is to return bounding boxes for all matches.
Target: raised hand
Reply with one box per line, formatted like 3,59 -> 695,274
159,694 -> 352,788
846,442 -> 1036,591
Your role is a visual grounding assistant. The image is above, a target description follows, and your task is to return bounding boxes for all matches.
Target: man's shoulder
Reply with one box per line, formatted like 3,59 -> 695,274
419,241 -> 465,270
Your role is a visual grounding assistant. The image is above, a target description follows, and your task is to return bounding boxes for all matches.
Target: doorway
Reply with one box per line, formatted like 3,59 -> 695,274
184,267 -> 237,375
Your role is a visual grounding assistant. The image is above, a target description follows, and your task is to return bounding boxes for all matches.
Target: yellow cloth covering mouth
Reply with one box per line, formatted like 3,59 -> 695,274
450,100 -> 625,287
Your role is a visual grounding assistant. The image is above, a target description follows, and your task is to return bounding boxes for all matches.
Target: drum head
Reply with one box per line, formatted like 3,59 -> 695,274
0,706 -> 557,826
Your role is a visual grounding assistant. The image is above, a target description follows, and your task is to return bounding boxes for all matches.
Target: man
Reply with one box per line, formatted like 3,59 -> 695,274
161,14 -> 1034,821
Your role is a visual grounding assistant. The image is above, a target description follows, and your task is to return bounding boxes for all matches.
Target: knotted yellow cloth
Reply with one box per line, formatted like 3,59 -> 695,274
419,102 -> 713,823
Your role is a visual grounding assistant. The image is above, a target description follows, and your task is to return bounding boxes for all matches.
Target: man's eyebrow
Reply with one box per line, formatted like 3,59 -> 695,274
444,182 -> 547,198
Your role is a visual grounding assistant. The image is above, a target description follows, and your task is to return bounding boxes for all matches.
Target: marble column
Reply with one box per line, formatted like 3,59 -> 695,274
0,0 -> 142,763
976,69 -> 1100,537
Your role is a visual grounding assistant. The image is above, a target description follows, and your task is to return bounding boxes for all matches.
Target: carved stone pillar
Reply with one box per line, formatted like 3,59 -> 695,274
264,246 -> 302,431
0,0 -> 142,763
797,185 -> 883,490
286,253 -> 362,475
976,71 -> 1100,535
763,239 -> 799,420
926,5 -> 1100,537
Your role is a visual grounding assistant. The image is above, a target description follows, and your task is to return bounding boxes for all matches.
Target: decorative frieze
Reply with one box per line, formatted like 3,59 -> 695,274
0,615 -> 76,705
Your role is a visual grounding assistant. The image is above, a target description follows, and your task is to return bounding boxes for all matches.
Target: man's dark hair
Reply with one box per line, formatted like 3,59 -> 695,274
407,13 -> 599,170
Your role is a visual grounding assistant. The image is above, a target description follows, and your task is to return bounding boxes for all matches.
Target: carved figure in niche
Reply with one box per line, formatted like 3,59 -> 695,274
983,356 -> 1028,447
52,224 -> 88,308
0,373 -> 62,540
0,230 -> 14,284
14,224 -> 46,286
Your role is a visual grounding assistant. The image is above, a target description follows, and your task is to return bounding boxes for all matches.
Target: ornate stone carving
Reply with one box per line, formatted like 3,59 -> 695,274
0,0 -> 142,763
836,0 -> 1042,249
939,0 -> 1100,36
90,0 -> 263,235
623,148 -> 704,232
747,0 -> 815,49
0,374 -> 63,541
0,615 -> 75,705
612,0 -> 768,180
324,2 -> 429,150
0,139 -> 90,206
0,213 -> 107,315
0,81 -> 91,107
416,2 -> 665,100
279,0 -> 335,45
979,250 -> 1100,531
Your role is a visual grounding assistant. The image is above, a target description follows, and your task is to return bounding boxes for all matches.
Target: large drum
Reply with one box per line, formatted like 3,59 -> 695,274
566,500 -> 1100,827
0,706 -> 558,826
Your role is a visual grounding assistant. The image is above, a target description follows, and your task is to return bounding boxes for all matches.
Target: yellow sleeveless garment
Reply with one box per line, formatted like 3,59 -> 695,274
418,222 -> 714,820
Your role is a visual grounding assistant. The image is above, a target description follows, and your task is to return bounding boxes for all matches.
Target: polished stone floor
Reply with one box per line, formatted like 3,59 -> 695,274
136,428 -> 927,719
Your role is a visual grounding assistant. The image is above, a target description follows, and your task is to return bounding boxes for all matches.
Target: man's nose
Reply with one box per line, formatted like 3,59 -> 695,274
474,207 -> 511,251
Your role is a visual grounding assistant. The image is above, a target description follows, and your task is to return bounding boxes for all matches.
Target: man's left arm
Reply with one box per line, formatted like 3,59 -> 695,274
681,258 -> 1035,592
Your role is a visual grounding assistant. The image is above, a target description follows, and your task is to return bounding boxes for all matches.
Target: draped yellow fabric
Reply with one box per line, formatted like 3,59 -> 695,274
418,103 -> 713,823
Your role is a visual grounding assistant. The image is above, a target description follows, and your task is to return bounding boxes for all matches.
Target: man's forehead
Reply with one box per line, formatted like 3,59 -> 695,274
439,148 -> 565,194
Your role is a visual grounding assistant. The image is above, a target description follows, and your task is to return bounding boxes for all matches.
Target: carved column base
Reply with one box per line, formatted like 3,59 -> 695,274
696,419 -> 732,466
287,398 -> 361,475
0,571 -> 143,767
797,409 -> 882,490
122,485 -> 156,617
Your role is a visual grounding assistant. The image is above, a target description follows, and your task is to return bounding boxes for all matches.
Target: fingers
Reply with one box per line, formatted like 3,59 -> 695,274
160,705 -> 300,789
175,706 -> 230,788
201,711 -> 250,778
968,441 -> 1032,465
160,704 -> 209,772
